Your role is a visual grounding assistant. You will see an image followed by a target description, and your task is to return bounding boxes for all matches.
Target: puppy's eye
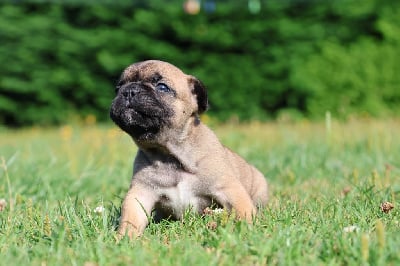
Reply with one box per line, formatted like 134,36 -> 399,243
156,83 -> 171,93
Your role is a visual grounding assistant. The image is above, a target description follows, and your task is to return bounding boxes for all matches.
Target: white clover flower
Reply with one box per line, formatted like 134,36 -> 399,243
93,206 -> 105,214
213,208 -> 224,214
343,225 -> 360,233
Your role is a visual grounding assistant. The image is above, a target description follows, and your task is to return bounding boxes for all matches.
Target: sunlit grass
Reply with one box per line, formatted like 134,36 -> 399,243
0,118 -> 399,265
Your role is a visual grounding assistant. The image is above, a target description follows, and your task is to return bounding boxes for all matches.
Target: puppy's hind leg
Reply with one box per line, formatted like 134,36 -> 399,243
214,180 -> 257,223
252,177 -> 269,208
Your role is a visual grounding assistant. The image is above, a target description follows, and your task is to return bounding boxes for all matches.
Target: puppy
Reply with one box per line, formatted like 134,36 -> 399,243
110,60 -> 268,238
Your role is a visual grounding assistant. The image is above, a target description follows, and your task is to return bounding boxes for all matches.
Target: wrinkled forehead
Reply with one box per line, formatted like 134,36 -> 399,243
120,60 -> 187,84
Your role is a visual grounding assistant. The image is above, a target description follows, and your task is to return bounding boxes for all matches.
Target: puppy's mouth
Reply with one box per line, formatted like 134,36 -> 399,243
110,85 -> 173,140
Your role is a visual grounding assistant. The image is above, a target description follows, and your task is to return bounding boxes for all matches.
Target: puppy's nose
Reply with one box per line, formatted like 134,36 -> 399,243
122,86 -> 140,99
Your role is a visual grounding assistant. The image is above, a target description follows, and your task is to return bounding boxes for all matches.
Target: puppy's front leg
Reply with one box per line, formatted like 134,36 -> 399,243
118,183 -> 157,239
215,181 -> 256,222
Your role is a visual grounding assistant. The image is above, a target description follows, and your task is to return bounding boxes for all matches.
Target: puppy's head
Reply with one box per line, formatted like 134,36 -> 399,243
110,60 -> 208,143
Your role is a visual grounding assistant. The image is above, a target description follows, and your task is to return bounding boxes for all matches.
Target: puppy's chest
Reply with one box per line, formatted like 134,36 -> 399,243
150,163 -> 209,217
157,177 -> 199,212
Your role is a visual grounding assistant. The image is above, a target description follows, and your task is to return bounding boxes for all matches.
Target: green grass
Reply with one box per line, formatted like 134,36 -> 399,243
0,119 -> 399,265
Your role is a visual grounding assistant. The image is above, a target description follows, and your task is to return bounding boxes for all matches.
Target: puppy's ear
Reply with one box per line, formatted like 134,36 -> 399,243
189,76 -> 208,114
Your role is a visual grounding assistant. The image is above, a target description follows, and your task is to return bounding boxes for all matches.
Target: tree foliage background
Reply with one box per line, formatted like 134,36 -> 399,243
0,0 -> 399,126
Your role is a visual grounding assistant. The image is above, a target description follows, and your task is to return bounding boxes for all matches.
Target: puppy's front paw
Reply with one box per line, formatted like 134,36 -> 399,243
117,221 -> 142,240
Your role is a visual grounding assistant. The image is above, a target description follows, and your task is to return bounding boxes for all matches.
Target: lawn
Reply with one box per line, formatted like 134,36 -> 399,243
0,118 -> 399,265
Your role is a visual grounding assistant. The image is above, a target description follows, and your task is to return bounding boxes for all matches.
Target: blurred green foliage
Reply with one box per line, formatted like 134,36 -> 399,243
0,0 -> 399,126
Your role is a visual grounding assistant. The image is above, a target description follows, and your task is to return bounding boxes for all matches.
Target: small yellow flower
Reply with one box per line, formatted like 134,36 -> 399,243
85,114 -> 97,126
107,128 -> 121,139
60,125 -> 73,141
200,114 -> 211,124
